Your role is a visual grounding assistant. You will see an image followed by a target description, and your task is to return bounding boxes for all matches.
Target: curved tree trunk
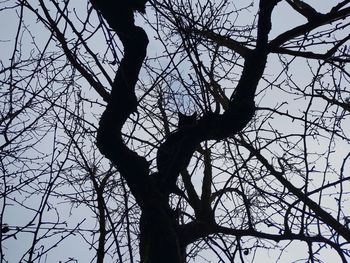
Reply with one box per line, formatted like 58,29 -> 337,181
92,1 -> 184,262
93,0 -> 278,262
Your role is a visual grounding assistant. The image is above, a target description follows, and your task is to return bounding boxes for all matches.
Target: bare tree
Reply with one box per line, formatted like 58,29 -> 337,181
1,0 -> 350,262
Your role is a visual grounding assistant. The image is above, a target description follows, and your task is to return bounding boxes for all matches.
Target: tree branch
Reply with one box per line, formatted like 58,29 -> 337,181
269,6 -> 350,48
238,138 -> 350,243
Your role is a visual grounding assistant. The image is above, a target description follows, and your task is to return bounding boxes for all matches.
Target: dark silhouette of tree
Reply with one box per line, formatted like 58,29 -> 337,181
1,0 -> 350,262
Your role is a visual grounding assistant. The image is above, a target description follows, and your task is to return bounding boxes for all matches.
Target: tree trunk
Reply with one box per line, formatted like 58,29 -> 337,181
92,1 -> 185,262
93,0 -> 278,262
